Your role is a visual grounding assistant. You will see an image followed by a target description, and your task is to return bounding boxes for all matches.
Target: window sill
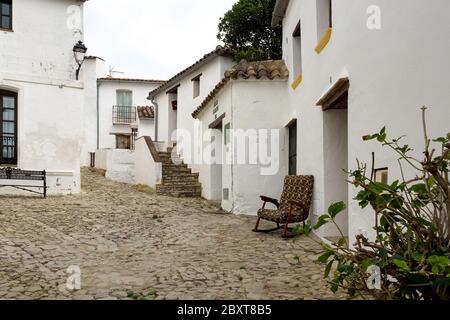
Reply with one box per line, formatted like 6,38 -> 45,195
315,27 -> 332,54
0,28 -> 14,33
291,74 -> 303,90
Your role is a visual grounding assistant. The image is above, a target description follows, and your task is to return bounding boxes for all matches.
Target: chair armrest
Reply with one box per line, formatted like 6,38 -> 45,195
260,196 -> 280,208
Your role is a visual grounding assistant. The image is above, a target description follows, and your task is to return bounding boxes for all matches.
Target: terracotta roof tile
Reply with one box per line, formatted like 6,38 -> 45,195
192,60 -> 289,118
137,106 -> 155,119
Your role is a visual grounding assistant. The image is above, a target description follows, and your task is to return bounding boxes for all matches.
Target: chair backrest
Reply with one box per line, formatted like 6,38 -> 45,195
279,175 -> 314,210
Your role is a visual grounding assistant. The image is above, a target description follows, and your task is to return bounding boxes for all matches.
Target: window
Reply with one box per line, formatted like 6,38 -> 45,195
116,90 -> 133,107
317,0 -> 332,38
292,21 -> 303,81
192,74 -> 201,98
375,168 -> 389,184
224,123 -> 231,145
114,90 -> 135,124
0,90 -> 17,165
0,0 -> 12,30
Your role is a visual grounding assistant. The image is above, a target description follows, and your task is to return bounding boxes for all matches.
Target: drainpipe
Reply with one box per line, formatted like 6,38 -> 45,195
96,82 -> 101,150
151,96 -> 159,142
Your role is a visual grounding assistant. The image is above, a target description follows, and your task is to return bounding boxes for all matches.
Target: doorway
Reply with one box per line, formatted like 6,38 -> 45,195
209,114 -> 224,201
319,78 -> 349,239
0,90 -> 18,165
288,120 -> 297,176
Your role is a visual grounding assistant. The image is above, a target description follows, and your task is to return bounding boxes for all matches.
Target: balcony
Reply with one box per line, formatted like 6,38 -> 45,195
1,135 -> 17,165
112,106 -> 137,125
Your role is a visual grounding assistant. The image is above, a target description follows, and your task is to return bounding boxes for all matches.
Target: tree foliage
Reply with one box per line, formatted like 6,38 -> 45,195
217,0 -> 282,62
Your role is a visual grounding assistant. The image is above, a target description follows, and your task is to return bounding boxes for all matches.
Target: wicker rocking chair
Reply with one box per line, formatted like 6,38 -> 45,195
253,175 -> 314,238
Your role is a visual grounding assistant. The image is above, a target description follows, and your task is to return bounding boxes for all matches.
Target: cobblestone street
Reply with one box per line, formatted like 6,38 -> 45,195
0,169 -> 343,300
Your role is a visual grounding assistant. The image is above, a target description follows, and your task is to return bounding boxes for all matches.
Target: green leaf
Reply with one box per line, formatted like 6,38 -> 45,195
410,183 -> 428,194
427,176 -> 436,188
324,261 -> 334,278
427,256 -> 450,274
433,137 -> 448,144
328,202 -> 346,219
314,215 -> 330,230
337,237 -> 347,247
318,251 -> 334,264
330,278 -> 339,293
393,259 -> 410,272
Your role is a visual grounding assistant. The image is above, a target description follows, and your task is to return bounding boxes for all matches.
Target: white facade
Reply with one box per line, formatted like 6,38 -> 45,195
195,78 -> 290,215
276,0 -> 450,240
0,0 -> 88,195
150,49 -> 234,156
97,79 -> 163,151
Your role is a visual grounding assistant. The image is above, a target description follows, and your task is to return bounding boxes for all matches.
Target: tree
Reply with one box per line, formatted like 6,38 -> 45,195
217,0 -> 282,62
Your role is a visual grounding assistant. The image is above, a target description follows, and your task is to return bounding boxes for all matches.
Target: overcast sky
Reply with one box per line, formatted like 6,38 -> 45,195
84,0 -> 237,80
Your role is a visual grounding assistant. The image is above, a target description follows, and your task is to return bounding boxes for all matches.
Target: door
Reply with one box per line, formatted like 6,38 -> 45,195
116,135 -> 131,150
0,90 -> 17,165
288,122 -> 297,175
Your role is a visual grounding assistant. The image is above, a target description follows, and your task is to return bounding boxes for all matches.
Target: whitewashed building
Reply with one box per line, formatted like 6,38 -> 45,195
96,77 -> 163,151
134,46 -> 235,195
272,0 -> 450,241
88,76 -> 164,185
191,60 -> 291,214
0,0 -> 88,195
147,46 -> 234,155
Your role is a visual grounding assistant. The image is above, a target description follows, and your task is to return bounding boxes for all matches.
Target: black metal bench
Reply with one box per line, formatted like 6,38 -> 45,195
0,167 -> 47,198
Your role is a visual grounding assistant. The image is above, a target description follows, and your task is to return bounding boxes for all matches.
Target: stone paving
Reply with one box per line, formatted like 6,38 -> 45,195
0,168 -> 345,300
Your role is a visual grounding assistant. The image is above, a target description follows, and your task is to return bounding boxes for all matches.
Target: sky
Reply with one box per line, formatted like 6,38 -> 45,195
84,0 -> 238,80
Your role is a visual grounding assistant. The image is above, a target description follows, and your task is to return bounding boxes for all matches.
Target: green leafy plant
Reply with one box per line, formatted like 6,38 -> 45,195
299,108 -> 450,300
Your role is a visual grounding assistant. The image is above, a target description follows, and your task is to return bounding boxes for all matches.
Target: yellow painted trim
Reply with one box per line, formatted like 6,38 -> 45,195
315,27 -> 333,54
291,74 -> 303,90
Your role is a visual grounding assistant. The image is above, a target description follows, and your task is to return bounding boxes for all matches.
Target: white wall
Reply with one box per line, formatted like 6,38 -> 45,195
0,0 -> 86,195
197,79 -> 289,215
95,149 -> 135,184
282,0 -> 450,240
135,137 -> 162,188
155,55 -> 235,154
97,81 -> 161,149
137,118 -> 155,140
81,57 -> 107,166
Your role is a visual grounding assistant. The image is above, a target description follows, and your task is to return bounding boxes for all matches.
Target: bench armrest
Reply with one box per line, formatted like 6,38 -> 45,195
260,196 -> 280,208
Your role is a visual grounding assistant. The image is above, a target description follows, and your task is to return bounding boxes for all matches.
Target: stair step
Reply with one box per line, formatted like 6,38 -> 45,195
163,168 -> 192,175
159,181 -> 201,187
156,146 -> 202,198
156,186 -> 202,194
157,191 -> 202,198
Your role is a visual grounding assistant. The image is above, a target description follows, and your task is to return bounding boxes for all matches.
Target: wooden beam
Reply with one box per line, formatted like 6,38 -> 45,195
316,77 -> 349,110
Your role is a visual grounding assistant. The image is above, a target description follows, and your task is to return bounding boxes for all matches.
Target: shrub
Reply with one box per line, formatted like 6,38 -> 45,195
299,108 -> 450,300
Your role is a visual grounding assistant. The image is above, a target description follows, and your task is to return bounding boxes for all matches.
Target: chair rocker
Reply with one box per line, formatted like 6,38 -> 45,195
253,175 -> 314,238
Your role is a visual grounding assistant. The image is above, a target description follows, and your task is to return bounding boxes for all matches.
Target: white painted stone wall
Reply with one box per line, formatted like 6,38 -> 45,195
134,137 -> 162,188
95,149 -> 135,184
81,57 -> 107,166
197,79 -> 289,215
281,0 -> 450,240
155,55 -> 234,154
97,80 -> 161,150
0,0 -> 87,195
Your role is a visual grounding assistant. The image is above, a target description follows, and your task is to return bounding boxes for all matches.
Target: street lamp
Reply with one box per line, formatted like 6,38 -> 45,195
73,41 -> 87,80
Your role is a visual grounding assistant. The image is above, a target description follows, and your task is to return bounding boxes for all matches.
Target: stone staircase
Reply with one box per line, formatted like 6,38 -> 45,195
156,147 -> 202,198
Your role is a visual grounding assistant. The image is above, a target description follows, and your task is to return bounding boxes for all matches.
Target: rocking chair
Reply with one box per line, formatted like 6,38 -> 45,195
253,175 -> 314,238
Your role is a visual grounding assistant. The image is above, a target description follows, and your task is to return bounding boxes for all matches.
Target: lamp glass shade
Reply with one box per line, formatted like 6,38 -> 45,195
73,41 -> 87,65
